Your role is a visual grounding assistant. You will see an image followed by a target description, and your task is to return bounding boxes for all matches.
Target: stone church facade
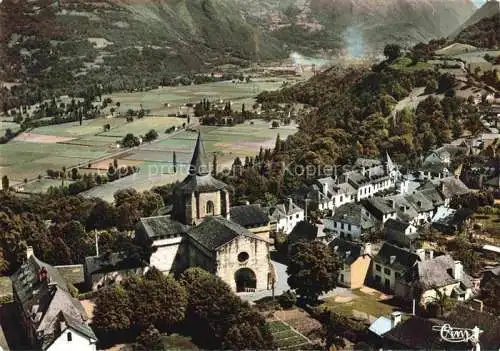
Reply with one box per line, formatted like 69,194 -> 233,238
136,132 -> 274,293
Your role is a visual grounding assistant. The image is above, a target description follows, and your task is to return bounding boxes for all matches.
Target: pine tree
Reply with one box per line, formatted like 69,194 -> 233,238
173,151 -> 177,173
274,134 -> 281,153
212,153 -> 217,176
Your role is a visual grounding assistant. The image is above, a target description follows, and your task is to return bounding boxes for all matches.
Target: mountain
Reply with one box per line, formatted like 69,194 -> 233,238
0,0 -> 477,94
455,13 -> 500,48
450,0 -> 500,38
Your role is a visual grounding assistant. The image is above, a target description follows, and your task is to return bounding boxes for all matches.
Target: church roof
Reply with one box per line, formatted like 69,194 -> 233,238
230,204 -> 269,227
177,131 -> 228,193
190,131 -> 210,176
186,216 -> 266,251
178,174 -> 228,194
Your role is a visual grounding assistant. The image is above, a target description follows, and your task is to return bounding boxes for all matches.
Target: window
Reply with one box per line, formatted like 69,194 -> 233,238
206,201 -> 214,215
237,252 -> 249,263
340,274 -> 344,282
341,223 -> 344,230
348,224 -> 351,231
384,268 -> 391,275
67,332 -> 72,342
375,264 -> 381,272
296,214 -> 299,218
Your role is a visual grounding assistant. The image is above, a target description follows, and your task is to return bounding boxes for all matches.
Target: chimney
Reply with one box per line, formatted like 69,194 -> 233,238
288,197 -> 293,212
363,243 -> 372,255
26,246 -> 34,260
391,311 -> 402,328
453,260 -> 463,280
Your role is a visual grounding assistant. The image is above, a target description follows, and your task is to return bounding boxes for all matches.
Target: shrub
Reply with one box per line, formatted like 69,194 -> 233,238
278,290 -> 297,309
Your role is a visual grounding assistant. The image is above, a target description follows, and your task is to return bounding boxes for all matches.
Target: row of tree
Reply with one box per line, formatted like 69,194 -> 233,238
92,267 -> 273,350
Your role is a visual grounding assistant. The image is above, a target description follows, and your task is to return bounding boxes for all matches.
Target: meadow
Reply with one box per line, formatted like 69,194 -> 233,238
81,120 -> 298,201
0,77 -> 299,198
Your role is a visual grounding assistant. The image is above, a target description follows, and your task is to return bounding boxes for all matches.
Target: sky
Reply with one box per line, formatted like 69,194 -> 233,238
472,0 -> 486,7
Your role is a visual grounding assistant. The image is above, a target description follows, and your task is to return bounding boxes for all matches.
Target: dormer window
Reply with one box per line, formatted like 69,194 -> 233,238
67,331 -> 72,342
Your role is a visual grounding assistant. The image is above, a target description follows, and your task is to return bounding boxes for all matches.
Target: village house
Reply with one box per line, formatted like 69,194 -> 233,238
264,198 -> 304,235
313,154 -> 398,211
134,132 -> 274,293
11,247 -> 97,351
329,238 -> 371,289
383,219 -> 418,248
324,202 -> 377,240
395,254 -> 475,304
362,197 -> 397,223
371,242 -> 420,291
420,145 -> 468,180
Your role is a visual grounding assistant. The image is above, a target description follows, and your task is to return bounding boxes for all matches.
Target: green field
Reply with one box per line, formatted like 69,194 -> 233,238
0,121 -> 21,135
104,78 -> 291,115
0,79 -> 299,196
390,56 -> 433,72
80,120 -> 297,201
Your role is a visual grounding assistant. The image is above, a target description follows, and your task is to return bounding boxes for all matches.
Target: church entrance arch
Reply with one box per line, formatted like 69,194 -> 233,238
235,268 -> 257,292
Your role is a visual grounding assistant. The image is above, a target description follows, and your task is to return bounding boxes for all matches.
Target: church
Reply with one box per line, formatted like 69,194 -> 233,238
136,132 -> 274,293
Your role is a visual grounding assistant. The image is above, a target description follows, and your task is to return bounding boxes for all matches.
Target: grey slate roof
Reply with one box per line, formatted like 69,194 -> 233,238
85,251 -> 143,276
432,176 -> 471,199
407,254 -> 473,289
354,158 -> 382,168
331,203 -> 376,230
186,216 -> 266,251
11,254 -> 91,349
177,173 -> 228,194
329,238 -> 364,265
189,131 -> 210,176
384,218 -> 411,232
373,242 -> 420,272
364,197 -> 396,216
287,221 -> 318,244
138,215 -> 188,239
230,204 -> 269,227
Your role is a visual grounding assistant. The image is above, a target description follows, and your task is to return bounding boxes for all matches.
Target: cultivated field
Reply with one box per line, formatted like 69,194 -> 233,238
104,78 -> 293,115
81,120 -> 298,201
0,77 -> 300,198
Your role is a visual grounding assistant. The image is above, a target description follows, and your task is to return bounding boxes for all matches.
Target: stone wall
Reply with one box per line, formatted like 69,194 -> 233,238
216,236 -> 272,292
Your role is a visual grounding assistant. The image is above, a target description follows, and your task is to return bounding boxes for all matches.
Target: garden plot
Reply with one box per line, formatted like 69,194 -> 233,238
267,320 -> 312,350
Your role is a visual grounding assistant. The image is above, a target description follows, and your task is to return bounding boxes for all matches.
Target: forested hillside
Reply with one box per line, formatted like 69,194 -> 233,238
455,14 -> 500,48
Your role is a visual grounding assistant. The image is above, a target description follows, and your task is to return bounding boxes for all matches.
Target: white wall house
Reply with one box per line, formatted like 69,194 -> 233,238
47,326 -> 97,351
268,198 -> 304,235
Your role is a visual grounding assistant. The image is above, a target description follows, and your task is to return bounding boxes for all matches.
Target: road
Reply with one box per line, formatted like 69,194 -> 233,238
239,259 -> 356,302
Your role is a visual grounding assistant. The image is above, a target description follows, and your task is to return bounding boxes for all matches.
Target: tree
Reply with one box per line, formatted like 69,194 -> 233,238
287,241 -> 341,303
173,151 -> 177,173
121,133 -> 140,148
2,175 -> 9,191
92,285 -> 132,335
144,129 -> 158,142
179,268 -> 272,349
271,121 -> 280,129
212,153 -> 217,176
383,44 -> 402,62
481,278 -> 500,313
